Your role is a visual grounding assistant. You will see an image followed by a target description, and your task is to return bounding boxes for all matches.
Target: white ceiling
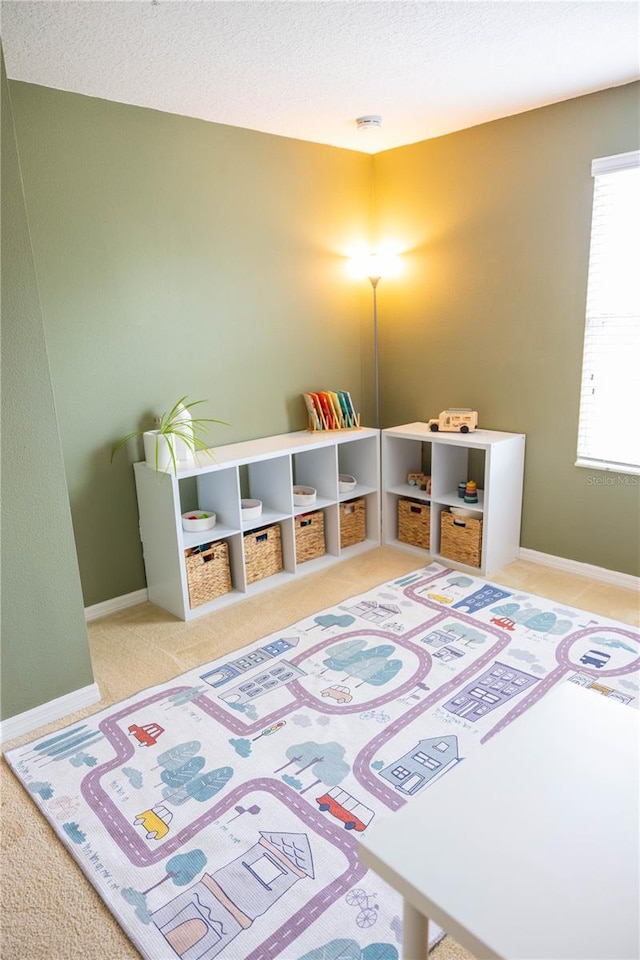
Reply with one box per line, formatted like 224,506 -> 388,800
1,1 -> 639,154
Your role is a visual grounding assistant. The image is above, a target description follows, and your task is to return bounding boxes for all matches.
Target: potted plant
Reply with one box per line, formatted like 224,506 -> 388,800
111,396 -> 228,474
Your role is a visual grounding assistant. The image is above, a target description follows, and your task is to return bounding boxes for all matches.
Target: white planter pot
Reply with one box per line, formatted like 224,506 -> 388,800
143,431 -> 175,472
171,403 -> 195,463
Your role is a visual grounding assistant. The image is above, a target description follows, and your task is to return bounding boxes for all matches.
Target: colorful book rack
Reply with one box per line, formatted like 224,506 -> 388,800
303,390 -> 361,431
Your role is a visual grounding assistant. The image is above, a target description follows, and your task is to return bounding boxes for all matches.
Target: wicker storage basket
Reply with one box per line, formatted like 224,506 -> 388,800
244,523 -> 283,584
184,540 -> 232,608
295,510 -> 326,563
440,511 -> 482,568
340,497 -> 366,548
398,499 -> 430,550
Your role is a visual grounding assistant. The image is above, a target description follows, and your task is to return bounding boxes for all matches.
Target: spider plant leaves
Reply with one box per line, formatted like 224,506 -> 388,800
111,396 -> 229,474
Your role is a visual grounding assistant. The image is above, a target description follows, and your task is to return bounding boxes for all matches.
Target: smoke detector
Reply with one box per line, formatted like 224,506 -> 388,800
356,115 -> 382,130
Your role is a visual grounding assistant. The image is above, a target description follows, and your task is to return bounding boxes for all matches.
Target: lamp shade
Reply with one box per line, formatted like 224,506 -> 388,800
349,251 -> 401,281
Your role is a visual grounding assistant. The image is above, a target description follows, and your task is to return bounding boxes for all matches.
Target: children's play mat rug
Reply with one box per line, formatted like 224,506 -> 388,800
7,562 -> 640,960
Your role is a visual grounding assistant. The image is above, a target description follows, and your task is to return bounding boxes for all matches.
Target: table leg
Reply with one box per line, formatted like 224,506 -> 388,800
403,899 -> 429,959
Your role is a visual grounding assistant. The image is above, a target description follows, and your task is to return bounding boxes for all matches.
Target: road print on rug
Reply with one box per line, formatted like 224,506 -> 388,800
7,563 -> 640,960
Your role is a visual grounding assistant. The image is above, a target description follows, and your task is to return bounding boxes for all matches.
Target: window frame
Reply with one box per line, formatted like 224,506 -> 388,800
575,149 -> 640,476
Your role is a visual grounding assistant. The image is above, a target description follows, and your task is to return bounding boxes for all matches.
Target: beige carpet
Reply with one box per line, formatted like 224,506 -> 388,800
2,546 -> 638,960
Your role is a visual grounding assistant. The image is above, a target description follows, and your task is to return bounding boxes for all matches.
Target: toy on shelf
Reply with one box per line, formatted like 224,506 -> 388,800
427,409 -> 478,433
406,471 -> 432,494
463,480 -> 478,503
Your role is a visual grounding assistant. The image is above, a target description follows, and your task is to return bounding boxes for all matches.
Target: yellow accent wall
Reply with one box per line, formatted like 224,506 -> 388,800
374,83 -> 640,575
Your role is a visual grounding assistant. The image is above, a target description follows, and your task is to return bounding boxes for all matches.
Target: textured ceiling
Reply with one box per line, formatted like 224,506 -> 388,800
1,1 -> 639,153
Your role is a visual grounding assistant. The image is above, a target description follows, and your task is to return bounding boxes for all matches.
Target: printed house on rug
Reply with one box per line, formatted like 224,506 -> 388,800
443,662 -> 538,721
380,735 -> 460,795
219,662 -> 306,705
152,830 -> 314,958
200,639 -> 299,689
347,600 -> 402,624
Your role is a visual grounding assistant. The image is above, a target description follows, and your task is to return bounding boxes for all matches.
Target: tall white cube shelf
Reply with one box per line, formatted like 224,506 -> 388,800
382,423 -> 525,575
134,428 -> 380,621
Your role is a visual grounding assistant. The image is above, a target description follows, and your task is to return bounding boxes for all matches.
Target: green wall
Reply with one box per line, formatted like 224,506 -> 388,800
5,76 -> 639,686
9,83 -> 373,606
375,83 -> 640,576
1,51 -> 94,721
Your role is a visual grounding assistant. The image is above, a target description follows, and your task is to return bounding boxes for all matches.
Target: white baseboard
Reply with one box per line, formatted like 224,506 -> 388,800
85,553 -> 639,623
0,682 -> 101,745
518,548 -> 640,592
85,588 -> 148,621
5,553 -> 634,744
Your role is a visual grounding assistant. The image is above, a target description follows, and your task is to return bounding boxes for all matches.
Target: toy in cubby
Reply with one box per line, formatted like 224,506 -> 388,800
463,480 -> 478,503
406,471 -> 432,494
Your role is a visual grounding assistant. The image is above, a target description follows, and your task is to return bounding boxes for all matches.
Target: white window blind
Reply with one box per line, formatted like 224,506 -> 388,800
576,150 -> 640,475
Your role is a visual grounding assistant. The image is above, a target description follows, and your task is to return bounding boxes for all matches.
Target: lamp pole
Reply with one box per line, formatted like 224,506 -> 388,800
369,274 -> 381,429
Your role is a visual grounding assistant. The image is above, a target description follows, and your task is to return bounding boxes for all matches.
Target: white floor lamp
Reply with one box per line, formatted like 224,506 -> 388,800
358,254 -> 387,429
368,269 -> 382,429
351,252 -> 400,429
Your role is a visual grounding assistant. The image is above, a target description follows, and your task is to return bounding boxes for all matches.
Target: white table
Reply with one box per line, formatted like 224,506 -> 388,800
359,683 -> 640,960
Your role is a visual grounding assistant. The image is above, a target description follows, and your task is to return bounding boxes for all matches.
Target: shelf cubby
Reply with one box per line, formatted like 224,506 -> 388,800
134,428 -> 380,620
382,423 -> 525,575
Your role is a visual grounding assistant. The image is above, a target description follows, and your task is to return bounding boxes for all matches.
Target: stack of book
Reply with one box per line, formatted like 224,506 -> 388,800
303,391 -> 360,431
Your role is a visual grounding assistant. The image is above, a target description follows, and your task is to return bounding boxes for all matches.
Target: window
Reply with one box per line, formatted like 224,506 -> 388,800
470,687 -> 500,704
392,765 -> 410,780
243,853 -> 286,889
576,150 -> 640,474
414,751 -> 440,769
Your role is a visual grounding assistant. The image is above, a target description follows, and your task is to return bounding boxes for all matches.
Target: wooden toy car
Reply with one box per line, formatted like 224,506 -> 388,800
406,472 -> 431,493
428,409 -> 478,433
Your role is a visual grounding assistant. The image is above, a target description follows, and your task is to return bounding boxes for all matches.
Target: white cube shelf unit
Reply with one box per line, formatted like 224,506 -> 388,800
134,428 -> 380,620
382,422 -> 525,574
